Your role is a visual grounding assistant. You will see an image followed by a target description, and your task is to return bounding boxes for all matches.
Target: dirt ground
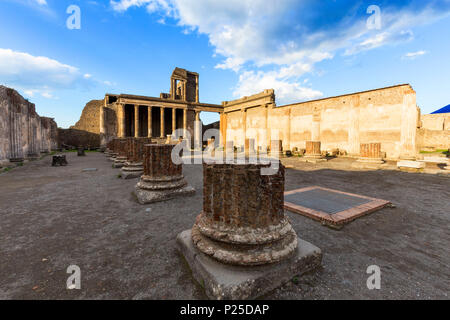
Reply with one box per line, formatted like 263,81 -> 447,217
0,152 -> 448,300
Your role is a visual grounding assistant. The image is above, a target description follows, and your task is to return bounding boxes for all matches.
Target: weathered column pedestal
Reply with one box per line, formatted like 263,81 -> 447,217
113,139 -> 128,168
225,141 -> 234,154
177,162 -> 322,300
357,143 -> 384,164
108,139 -> 121,161
134,144 -> 195,204
121,138 -> 152,179
269,140 -> 283,157
352,143 -> 385,169
104,140 -> 114,157
302,141 -> 326,163
244,138 -> 256,155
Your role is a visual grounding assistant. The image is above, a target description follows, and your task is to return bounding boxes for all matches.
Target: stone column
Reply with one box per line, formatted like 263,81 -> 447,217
194,111 -> 201,150
121,138 -> 153,179
400,89 -> 418,160
191,162 -> 297,266
357,143 -> 384,164
147,106 -> 152,138
172,108 -> 176,136
160,107 -> 165,138
270,140 -> 283,157
113,138 -> 128,168
183,109 -> 188,138
100,106 -> 106,148
242,109 -> 247,148
305,141 -> 322,158
134,105 -> 140,138
134,144 -> 195,204
118,104 -> 126,138
245,138 -> 256,155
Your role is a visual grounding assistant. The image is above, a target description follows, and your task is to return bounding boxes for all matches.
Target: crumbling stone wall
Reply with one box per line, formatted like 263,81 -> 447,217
71,99 -> 104,134
0,85 -> 58,164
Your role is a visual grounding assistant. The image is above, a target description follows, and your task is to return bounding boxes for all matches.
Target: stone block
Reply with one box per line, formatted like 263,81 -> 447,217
177,229 -> 322,300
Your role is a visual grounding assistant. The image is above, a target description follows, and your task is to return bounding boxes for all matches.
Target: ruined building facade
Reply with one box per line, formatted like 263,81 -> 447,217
70,68 -> 448,159
99,68 -> 223,147
0,86 -> 58,165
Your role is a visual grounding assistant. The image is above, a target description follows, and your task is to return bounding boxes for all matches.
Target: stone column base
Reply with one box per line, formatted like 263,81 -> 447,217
120,162 -> 144,179
177,229 -> 322,300
113,156 -> 127,168
299,154 -> 327,163
397,160 -> 425,172
134,175 -> 195,204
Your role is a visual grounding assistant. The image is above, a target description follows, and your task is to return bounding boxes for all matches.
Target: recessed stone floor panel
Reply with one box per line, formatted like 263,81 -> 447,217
284,186 -> 391,227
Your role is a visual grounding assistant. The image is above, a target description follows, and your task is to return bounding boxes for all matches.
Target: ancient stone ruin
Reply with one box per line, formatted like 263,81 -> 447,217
0,86 -> 58,166
121,137 -> 153,179
177,161 -> 322,300
134,144 -> 195,204
112,139 -> 128,168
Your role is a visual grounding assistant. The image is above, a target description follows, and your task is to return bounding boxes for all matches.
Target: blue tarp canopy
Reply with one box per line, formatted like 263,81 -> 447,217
431,105 -> 450,114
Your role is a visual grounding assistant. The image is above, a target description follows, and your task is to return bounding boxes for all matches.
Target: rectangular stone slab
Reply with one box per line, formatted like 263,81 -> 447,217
177,229 -> 322,300
397,160 -> 426,169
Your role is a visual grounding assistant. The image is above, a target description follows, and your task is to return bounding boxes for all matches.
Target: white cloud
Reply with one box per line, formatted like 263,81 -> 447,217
41,92 -> 53,99
110,1 -> 450,103
0,48 -> 115,99
403,50 -> 428,60
234,70 -> 323,105
0,48 -> 81,88
35,0 -> 47,5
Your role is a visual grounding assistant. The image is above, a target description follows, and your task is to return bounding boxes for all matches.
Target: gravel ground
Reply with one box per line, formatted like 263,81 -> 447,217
0,152 -> 448,300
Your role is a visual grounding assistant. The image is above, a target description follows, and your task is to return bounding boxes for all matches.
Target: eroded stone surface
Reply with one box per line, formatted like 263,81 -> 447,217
134,144 -> 195,204
189,162 -> 304,266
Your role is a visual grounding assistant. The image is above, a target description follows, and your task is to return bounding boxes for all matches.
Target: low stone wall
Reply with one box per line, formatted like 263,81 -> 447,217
58,128 -> 100,149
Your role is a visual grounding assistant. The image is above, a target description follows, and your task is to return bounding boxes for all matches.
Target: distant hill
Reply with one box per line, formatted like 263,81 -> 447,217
431,104 -> 450,114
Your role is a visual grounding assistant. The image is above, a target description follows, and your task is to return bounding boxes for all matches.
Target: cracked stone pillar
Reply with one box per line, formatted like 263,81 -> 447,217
134,144 -> 195,204
121,138 -> 153,179
270,140 -> 283,157
357,143 -> 384,164
113,138 -> 128,168
177,161 -> 322,300
105,140 -> 114,157
305,141 -> 322,158
191,162 -> 297,266
244,138 -> 256,155
108,138 -> 120,161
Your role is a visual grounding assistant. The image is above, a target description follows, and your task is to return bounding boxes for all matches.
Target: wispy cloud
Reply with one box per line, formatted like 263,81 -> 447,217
403,50 -> 428,60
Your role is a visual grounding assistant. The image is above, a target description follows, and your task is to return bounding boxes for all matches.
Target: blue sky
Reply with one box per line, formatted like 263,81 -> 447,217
0,0 -> 449,128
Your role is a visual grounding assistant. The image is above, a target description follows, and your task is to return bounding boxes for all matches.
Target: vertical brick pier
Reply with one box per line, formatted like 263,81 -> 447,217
121,138 -> 153,179
134,144 -> 195,204
357,143 -> 384,163
113,138 -> 129,168
177,161 -> 322,300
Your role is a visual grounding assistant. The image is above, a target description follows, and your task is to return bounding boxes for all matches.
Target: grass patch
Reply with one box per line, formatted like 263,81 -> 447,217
420,149 -> 449,154
2,167 -> 12,173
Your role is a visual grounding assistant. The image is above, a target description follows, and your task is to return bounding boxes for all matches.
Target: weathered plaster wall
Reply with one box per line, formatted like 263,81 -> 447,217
417,113 -> 450,150
222,85 -> 421,159
0,85 -> 58,164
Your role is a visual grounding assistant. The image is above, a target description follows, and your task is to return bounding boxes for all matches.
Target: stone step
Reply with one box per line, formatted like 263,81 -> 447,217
397,160 -> 426,169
